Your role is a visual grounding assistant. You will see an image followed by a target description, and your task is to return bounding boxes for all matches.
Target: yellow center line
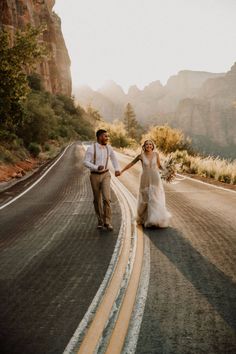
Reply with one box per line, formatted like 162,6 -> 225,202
105,224 -> 144,354
77,190 -> 132,354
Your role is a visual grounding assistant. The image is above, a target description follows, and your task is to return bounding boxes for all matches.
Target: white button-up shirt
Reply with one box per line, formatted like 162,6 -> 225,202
84,142 -> 120,172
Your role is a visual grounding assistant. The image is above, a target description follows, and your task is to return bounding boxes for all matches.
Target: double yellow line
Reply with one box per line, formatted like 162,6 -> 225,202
78,179 -> 144,354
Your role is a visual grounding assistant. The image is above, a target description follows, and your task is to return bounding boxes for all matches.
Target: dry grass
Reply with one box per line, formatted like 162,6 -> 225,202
120,147 -> 236,185
173,150 -> 236,185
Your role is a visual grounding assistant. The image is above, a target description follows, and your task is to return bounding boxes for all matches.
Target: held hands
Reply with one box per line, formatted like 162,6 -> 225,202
115,171 -> 121,177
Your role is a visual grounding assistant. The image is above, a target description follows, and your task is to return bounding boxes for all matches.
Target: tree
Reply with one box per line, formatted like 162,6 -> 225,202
0,26 -> 47,135
123,103 -> 138,139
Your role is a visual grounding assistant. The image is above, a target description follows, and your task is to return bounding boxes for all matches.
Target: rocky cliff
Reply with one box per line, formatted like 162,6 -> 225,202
0,0 -> 72,96
175,63 -> 236,156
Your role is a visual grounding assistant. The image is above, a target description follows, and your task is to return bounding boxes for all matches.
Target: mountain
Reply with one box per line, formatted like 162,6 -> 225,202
74,66 -> 236,157
98,80 -> 126,105
74,84 -> 126,122
0,0 -> 71,96
175,63 -> 236,156
75,70 -> 224,122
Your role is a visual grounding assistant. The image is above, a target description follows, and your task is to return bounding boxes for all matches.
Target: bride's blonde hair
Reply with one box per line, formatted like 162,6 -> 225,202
141,139 -> 156,152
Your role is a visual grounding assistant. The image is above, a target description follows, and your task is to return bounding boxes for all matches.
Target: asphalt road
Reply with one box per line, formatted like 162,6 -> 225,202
0,143 -> 121,354
1,146 -> 236,354
117,152 -> 236,354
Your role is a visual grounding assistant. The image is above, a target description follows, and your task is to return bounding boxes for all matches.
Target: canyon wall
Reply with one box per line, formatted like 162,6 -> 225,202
0,0 -> 72,96
175,63 -> 236,156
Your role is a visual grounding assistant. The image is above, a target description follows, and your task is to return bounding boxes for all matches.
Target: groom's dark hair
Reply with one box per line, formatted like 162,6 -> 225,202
96,129 -> 107,139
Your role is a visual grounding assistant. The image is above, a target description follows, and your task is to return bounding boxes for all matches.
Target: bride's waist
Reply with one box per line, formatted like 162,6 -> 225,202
142,168 -> 159,172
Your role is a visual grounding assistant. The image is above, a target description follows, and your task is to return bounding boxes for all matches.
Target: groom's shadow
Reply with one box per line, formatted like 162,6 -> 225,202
144,226 -> 236,330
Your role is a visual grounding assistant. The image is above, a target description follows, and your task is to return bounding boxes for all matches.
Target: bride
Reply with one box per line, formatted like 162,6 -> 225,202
120,139 -> 171,228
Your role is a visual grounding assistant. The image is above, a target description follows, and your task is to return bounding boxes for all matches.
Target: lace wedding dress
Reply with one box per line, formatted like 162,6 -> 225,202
136,152 -> 171,228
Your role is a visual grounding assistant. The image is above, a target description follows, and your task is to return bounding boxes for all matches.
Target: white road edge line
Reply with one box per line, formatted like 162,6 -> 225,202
122,230 -> 150,354
0,143 -> 73,210
177,173 -> 236,194
62,176 -> 128,354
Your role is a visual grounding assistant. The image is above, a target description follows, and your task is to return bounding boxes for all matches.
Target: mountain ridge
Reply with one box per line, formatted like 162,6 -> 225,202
74,65 -> 236,157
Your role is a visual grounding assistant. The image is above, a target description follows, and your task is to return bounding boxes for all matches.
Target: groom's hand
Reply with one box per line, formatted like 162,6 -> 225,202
115,171 -> 121,177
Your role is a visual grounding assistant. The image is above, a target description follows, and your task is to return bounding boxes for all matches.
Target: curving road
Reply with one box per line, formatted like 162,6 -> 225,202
0,143 -> 121,354
0,144 -> 235,354
117,151 -> 236,354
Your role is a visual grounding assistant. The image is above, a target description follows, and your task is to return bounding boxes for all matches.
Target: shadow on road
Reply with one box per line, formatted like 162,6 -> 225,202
145,227 -> 236,330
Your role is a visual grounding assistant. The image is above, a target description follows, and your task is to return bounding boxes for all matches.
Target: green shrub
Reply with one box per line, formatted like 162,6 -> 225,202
27,73 -> 43,91
28,142 -> 41,157
44,143 -> 50,151
0,146 -> 16,163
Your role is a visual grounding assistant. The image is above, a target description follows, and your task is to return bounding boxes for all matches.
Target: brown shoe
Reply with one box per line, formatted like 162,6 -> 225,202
97,221 -> 103,229
104,223 -> 113,231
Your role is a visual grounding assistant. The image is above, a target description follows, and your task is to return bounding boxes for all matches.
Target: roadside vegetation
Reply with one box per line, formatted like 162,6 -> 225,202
93,102 -> 144,148
119,124 -> 236,185
1,26 -> 235,186
172,150 -> 236,185
0,26 -> 94,172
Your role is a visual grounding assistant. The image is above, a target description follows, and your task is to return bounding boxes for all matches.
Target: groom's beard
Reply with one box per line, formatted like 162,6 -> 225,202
97,141 -> 107,145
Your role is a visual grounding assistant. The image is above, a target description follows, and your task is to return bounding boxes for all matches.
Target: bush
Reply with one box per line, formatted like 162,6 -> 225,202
44,143 -> 50,152
143,125 -> 192,154
28,142 -> 41,157
27,73 -> 43,91
56,95 -> 77,114
2,83 -> 95,162
0,146 -> 16,163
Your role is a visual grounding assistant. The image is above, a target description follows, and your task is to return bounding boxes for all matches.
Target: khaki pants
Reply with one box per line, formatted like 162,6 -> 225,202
90,171 -> 111,225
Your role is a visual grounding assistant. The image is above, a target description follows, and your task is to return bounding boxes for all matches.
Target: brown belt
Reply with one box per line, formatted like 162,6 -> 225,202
91,169 -> 109,175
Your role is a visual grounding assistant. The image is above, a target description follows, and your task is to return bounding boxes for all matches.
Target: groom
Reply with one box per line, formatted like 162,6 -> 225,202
84,129 -> 121,230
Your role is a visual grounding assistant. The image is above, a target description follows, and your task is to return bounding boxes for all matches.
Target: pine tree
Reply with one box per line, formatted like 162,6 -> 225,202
123,103 -> 138,139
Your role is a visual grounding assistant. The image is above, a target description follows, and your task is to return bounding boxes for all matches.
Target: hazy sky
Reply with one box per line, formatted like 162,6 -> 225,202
54,0 -> 236,92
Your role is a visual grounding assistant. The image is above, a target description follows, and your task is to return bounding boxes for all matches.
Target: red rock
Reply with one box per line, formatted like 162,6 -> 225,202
0,0 -> 72,96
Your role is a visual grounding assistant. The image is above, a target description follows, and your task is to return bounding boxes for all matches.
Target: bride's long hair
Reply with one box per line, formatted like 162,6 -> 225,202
141,139 -> 156,154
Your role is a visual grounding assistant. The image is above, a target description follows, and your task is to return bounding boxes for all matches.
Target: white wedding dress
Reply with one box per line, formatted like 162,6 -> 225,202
136,152 -> 171,228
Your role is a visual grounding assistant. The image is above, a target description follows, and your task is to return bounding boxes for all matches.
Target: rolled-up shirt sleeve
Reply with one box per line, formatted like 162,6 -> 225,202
109,147 -> 120,171
84,145 -> 98,171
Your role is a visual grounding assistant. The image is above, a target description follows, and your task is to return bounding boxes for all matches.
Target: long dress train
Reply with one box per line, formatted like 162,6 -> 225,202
136,152 -> 171,228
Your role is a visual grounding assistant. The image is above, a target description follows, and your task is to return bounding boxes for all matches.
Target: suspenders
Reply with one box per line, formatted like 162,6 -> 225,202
93,143 -> 109,169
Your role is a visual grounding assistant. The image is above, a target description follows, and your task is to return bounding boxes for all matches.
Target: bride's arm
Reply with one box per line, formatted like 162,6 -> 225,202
120,155 -> 141,174
156,153 -> 164,170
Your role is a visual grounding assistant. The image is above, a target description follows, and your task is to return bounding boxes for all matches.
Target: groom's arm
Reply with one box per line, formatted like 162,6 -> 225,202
109,147 -> 120,175
84,145 -> 99,171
